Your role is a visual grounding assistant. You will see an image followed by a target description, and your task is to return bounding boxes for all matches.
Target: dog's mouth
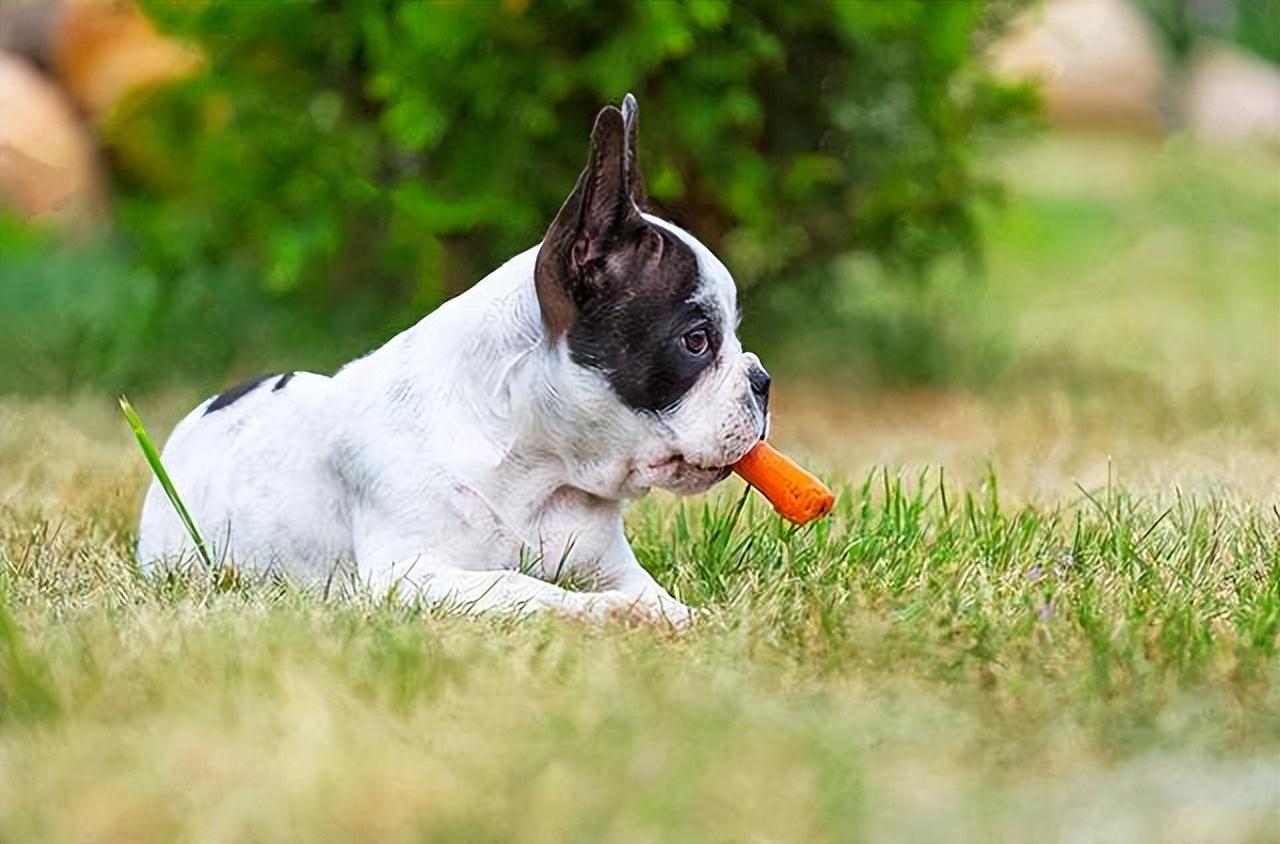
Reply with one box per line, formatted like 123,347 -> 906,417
648,454 -> 734,481
626,430 -> 763,496
632,449 -> 748,496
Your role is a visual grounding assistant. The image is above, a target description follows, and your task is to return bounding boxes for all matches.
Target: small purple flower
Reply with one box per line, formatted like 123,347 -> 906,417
1036,601 -> 1055,622
1053,550 -> 1076,579
1025,564 -> 1044,584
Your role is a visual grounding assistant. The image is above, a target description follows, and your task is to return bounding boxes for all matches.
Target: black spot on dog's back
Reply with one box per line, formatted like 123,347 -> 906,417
204,373 -> 277,416
273,372 -> 296,392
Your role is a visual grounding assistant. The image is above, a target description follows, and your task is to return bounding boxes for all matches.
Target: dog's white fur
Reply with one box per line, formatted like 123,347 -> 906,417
138,214 -> 765,623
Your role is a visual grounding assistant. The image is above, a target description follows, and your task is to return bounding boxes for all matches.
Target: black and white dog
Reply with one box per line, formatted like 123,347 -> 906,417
138,96 -> 771,623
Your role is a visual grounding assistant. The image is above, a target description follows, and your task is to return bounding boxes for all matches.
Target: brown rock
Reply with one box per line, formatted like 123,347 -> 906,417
1186,42 -> 1280,149
52,0 -> 202,121
990,0 -> 1166,134
0,50 -> 105,224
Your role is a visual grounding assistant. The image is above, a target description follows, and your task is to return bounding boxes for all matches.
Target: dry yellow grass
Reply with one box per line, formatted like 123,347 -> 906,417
773,385 -> 1277,502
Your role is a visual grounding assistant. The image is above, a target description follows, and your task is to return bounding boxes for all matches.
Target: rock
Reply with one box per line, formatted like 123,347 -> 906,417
52,0 -> 202,122
989,0 -> 1165,133
1185,41 -> 1280,149
0,50 -> 105,225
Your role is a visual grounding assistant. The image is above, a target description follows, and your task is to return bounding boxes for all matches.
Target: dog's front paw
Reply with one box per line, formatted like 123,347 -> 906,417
643,596 -> 695,629
586,591 -> 696,630
570,590 -> 693,629
573,589 -> 646,623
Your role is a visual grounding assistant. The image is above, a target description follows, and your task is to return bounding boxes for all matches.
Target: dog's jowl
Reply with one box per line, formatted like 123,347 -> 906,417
137,95 -> 771,624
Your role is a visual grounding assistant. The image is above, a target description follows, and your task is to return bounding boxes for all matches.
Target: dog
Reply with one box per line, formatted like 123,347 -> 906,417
137,95 -> 771,624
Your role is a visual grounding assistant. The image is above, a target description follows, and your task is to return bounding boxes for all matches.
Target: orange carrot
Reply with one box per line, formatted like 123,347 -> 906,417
733,441 -> 835,526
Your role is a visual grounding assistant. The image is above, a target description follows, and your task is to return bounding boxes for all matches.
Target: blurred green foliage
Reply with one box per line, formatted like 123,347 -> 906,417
121,1 -> 1032,311
1,0 -> 1036,393
0,213 -> 349,394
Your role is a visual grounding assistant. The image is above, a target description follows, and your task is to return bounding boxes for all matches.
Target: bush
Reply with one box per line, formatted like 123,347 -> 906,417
115,0 -> 1033,321
0,1 -> 1034,392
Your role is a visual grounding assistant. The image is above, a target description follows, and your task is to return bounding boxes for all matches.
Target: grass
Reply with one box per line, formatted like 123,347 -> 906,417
117,396 -> 213,569
773,131 -> 1278,502
0,132 -> 1277,841
0,460 -> 1275,842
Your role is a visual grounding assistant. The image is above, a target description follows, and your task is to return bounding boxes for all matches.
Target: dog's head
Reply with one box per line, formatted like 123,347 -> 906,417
534,95 -> 769,496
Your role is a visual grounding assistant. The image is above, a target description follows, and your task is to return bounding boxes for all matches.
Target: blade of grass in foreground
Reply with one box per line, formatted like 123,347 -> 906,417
118,395 -> 213,569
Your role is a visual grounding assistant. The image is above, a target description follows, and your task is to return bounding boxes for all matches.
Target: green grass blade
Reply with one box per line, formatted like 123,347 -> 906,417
118,395 -> 214,569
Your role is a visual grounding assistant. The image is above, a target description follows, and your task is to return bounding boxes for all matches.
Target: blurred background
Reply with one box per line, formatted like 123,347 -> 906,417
0,0 -> 1276,499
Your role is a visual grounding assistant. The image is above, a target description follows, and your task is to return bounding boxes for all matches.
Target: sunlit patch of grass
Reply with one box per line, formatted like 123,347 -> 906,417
750,133 -> 1278,514
766,132 -> 1278,431
979,134 -> 1279,420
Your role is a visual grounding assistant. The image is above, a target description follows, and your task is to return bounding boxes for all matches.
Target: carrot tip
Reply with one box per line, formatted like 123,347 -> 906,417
732,441 -> 835,526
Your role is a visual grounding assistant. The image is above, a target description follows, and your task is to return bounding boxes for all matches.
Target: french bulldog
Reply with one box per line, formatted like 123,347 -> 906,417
137,95 -> 771,624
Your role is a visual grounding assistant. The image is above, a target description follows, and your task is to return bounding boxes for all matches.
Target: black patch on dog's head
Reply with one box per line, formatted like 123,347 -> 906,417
204,373 -> 277,415
536,95 -> 720,413
567,226 -> 721,412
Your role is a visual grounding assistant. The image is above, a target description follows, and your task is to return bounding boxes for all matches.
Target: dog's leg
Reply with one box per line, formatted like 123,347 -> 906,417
610,564 -> 692,627
356,522 -> 689,624
595,525 -> 693,626
355,531 -> 644,620
378,565 -> 643,620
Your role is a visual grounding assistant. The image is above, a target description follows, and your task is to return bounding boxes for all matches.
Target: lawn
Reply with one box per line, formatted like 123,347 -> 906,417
0,135 -> 1276,842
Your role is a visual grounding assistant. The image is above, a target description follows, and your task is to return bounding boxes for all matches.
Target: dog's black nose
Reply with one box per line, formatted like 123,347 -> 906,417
748,364 -> 771,401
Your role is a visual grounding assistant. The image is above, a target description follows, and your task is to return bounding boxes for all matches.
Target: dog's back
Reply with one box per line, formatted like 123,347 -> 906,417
137,370 -> 354,579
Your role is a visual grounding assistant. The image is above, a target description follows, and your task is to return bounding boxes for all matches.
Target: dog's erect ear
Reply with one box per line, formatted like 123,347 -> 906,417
536,101 -> 646,336
621,92 -> 646,207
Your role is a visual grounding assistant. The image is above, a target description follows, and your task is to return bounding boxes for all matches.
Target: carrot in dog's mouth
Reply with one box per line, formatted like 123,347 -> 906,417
732,441 -> 835,526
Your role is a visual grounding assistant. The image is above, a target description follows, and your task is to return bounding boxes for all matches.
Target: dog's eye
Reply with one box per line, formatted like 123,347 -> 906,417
682,328 -> 710,356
